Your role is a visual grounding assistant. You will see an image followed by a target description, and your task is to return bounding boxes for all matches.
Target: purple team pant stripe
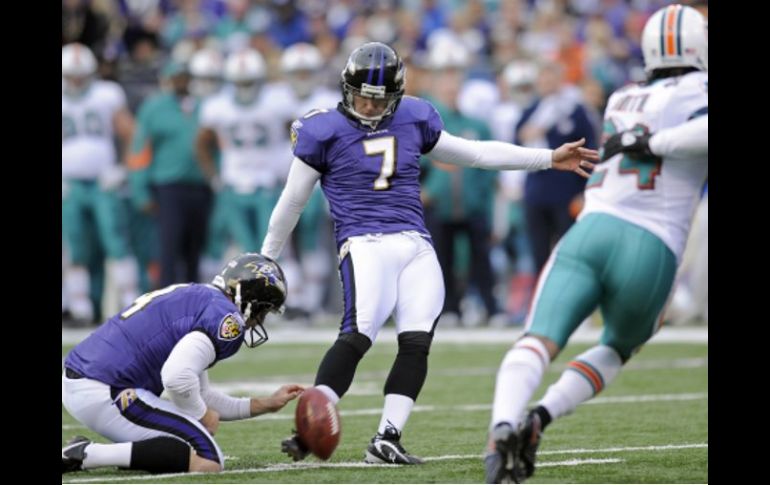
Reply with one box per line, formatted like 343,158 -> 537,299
340,255 -> 358,334
121,397 -> 220,464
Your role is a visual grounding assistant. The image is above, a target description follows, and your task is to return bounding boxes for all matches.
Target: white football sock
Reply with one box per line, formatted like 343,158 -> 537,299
490,336 -> 551,430
316,385 -> 340,405
82,442 -> 132,469
378,394 -> 415,435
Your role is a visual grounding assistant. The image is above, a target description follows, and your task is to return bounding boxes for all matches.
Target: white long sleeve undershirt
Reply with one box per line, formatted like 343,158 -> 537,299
200,371 -> 251,421
649,114 -> 708,159
161,331 -> 250,420
261,159 -> 321,259
425,130 -> 553,171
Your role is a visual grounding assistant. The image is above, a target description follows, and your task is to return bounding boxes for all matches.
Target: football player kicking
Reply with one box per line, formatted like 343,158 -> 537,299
261,41 -> 598,465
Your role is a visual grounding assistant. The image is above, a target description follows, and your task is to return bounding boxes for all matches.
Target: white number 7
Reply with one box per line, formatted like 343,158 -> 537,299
363,137 -> 397,191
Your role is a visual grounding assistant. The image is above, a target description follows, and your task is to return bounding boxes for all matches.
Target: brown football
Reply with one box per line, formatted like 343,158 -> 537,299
295,387 -> 341,460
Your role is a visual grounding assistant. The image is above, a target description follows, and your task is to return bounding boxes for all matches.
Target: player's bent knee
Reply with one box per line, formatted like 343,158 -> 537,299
337,332 -> 373,355
189,454 -> 223,473
602,341 -> 634,364
523,333 -> 561,360
315,332 -> 373,398
396,331 -> 433,353
384,331 -> 433,399
131,436 -> 193,473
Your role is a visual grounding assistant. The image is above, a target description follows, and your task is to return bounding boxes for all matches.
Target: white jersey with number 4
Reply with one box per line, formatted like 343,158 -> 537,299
581,71 -> 708,261
62,80 -> 126,180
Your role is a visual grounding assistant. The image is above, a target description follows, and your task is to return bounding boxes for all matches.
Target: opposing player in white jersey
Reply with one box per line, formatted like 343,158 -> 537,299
277,43 -> 339,317
196,48 -> 295,253
62,43 -> 139,322
484,4 -> 708,483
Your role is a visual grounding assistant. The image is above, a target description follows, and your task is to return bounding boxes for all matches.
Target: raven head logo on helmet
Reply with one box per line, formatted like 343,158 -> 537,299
340,42 -> 405,129
212,253 -> 287,348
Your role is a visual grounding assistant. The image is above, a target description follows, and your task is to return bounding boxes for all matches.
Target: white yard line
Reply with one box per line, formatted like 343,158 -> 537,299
62,424 -> 87,430
230,392 -> 707,422
539,443 -> 708,455
63,456 -> 628,483
63,442 -> 708,483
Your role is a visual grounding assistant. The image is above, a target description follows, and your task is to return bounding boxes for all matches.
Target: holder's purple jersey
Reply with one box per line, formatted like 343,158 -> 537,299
65,284 -> 245,396
290,96 -> 444,247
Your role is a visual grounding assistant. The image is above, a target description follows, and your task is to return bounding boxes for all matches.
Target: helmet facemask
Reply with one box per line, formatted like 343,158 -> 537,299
190,76 -> 222,98
234,80 -> 262,105
233,281 -> 284,348
63,75 -> 93,98
288,70 -> 319,99
242,300 -> 270,349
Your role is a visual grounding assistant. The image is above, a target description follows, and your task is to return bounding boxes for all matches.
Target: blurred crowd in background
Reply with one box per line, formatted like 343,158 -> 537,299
62,0 -> 708,327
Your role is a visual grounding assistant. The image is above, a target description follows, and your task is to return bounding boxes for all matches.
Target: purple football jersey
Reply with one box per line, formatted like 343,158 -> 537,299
65,284 -> 244,396
291,96 -> 444,247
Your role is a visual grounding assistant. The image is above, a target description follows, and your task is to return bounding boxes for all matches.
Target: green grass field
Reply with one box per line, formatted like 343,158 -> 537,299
61,337 -> 707,483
